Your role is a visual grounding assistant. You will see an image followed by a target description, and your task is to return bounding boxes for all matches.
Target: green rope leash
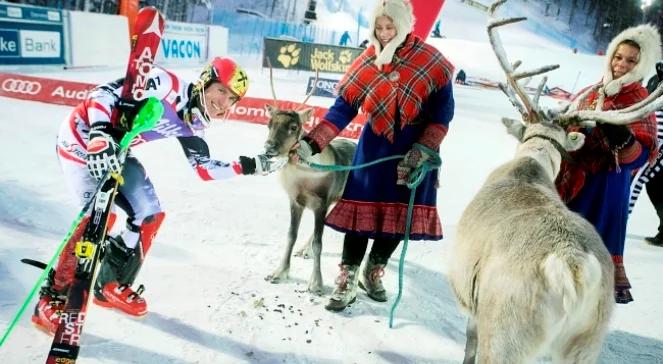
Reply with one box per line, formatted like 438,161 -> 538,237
389,144 -> 441,328
304,154 -> 404,171
302,143 -> 441,328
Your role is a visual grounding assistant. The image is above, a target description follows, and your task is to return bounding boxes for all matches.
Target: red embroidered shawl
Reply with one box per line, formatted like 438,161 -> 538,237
556,82 -> 657,201
337,34 -> 454,142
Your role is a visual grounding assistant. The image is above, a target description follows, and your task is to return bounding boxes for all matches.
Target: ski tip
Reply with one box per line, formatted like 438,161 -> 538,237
135,6 -> 165,37
20,258 -> 48,270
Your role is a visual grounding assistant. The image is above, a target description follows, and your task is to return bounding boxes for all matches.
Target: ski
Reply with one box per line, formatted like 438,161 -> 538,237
45,7 -> 165,364
20,258 -> 48,270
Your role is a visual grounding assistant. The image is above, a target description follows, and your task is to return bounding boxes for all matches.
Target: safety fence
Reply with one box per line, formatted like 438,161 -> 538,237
212,9 -> 360,56
0,72 -> 367,139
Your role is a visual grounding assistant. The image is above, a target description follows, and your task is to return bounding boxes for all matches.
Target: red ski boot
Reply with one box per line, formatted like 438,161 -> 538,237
95,282 -> 147,317
31,293 -> 65,335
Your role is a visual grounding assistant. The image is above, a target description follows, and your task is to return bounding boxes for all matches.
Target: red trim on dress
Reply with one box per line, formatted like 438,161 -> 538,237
418,124 -> 448,150
307,119 -> 340,150
325,199 -> 442,239
618,142 -> 642,165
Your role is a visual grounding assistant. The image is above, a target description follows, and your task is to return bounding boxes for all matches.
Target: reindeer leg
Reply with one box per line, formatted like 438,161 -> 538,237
266,201 -> 304,283
463,317 -> 478,364
307,206 -> 326,295
293,233 -> 313,259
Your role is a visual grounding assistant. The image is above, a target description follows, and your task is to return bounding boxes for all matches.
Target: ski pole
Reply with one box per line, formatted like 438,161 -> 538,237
0,97 -> 162,348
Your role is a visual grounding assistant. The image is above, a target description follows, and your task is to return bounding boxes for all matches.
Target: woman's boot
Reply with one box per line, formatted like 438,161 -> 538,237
325,264 -> 360,312
358,258 -> 387,302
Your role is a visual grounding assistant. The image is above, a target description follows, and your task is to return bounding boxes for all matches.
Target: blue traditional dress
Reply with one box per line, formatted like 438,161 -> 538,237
304,34 -> 455,241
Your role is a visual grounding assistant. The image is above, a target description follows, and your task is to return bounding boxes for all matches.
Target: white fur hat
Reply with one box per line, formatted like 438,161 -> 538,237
602,24 -> 662,96
368,0 -> 415,69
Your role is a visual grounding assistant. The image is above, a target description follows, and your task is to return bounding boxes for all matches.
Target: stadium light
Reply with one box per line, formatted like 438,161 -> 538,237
641,0 -> 653,23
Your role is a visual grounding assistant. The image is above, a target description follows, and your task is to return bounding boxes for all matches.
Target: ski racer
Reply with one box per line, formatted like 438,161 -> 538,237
33,57 -> 276,334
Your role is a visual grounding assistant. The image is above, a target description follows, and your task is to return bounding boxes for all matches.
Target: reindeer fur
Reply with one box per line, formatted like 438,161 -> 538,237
263,105 -> 356,294
449,120 -> 614,363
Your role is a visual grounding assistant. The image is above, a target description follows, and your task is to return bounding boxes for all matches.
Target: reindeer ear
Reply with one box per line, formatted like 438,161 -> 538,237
502,117 -> 525,141
565,132 -> 585,151
297,108 -> 314,123
265,104 -> 276,116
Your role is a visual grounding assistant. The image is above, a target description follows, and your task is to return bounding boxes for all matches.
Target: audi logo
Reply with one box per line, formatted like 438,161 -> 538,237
1,79 -> 42,95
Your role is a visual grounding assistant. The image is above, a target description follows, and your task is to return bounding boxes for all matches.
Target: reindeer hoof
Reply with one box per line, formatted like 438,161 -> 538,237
307,284 -> 324,296
294,247 -> 312,259
265,272 -> 288,284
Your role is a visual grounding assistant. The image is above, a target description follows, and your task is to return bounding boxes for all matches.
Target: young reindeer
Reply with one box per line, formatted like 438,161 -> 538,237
447,0 -> 662,362
262,68 -> 357,295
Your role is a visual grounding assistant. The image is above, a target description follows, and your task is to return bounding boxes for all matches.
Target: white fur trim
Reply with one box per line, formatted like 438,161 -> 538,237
368,0 -> 415,69
602,24 -> 662,96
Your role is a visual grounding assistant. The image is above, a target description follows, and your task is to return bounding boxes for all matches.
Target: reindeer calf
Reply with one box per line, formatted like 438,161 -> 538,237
263,105 -> 356,294
449,119 -> 614,363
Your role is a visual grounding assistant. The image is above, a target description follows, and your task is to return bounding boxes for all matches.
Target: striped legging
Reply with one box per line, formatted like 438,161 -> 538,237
628,111 -> 663,214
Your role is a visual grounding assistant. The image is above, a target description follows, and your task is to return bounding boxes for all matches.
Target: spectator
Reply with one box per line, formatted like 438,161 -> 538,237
455,69 -> 467,85
628,62 -> 663,246
432,20 -> 442,38
339,31 -> 351,46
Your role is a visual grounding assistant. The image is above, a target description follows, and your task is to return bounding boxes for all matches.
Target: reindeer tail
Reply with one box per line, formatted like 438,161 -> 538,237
542,252 -> 603,313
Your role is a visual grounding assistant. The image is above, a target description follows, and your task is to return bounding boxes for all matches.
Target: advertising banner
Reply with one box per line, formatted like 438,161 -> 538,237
156,21 -> 208,65
305,76 -> 339,98
0,73 -> 368,139
228,97 -> 366,140
0,73 -> 93,106
0,3 -> 64,65
263,37 -> 363,74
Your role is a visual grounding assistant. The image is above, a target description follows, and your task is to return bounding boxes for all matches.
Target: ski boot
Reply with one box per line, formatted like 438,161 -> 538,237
92,235 -> 148,316
31,269 -> 66,335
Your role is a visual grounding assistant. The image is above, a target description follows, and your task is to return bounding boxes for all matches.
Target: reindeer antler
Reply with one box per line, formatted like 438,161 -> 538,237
297,69 -> 320,111
265,57 -> 320,112
488,0 -> 559,123
557,82 -> 663,127
265,57 -> 279,107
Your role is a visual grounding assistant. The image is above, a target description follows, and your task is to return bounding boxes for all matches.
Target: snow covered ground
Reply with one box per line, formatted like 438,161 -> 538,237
2,2 -> 663,364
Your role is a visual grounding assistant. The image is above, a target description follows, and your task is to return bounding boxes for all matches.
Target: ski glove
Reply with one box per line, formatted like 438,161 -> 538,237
87,124 -> 122,180
396,143 -> 434,185
598,123 -> 633,150
239,154 -> 286,175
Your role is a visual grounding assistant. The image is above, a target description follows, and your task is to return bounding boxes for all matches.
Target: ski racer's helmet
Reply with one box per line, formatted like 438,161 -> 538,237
193,57 -> 249,100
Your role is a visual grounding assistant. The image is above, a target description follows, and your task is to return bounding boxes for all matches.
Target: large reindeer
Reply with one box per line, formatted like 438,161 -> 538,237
448,1 -> 663,362
262,67 -> 357,295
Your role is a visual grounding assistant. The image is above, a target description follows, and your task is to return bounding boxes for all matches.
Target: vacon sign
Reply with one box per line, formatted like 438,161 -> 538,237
156,21 -> 207,65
